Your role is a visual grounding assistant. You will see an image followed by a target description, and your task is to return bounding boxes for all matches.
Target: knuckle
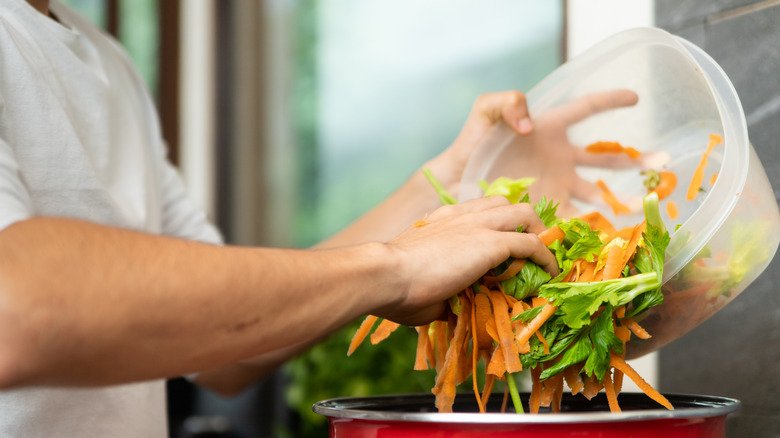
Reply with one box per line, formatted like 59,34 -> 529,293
505,90 -> 527,106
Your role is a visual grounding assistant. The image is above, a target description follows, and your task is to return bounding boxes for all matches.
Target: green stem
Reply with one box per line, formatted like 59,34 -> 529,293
422,167 -> 457,205
506,372 -> 524,414
643,192 -> 665,234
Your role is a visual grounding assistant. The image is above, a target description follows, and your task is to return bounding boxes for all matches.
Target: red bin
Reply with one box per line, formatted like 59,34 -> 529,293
313,392 -> 739,438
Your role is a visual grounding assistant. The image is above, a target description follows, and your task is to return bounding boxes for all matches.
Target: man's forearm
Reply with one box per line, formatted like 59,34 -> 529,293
0,217 -> 398,387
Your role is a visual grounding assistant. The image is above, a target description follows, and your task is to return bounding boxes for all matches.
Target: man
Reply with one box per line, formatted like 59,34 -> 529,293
0,0 -> 637,436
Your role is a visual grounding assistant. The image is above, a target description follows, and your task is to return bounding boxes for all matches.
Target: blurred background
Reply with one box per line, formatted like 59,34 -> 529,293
57,0 -> 778,437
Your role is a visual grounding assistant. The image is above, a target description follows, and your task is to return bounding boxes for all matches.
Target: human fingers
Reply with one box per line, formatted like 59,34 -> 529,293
472,201 -> 548,236
504,232 -> 559,277
470,90 -> 533,135
426,195 -> 512,221
554,89 -> 638,127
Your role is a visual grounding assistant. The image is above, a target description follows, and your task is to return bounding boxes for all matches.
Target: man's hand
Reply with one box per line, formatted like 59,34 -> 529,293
424,91 -> 536,201
376,196 -> 558,326
457,90 -> 645,217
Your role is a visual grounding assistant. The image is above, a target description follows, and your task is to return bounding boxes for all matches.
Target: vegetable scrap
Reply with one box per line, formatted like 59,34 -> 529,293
585,141 -> 641,160
596,180 -> 631,215
686,134 -> 723,201
349,173 -> 672,415
666,200 -> 679,220
413,214 -> 429,228
642,170 -> 677,200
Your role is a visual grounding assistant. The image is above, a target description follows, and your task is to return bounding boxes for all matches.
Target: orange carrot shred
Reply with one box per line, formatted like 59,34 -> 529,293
487,289 -> 523,373
710,172 -> 718,186
486,345 -> 506,377
473,293 -> 494,350
414,324 -> 431,370
530,366 -> 542,414
515,302 -> 557,347
666,200 -> 679,220
581,373 -> 603,400
563,365 -> 584,395
579,211 -> 617,238
535,331 -> 550,355
370,319 -> 400,345
433,296 -> 471,413
539,226 -> 565,246
622,317 -> 652,339
596,179 -> 631,215
485,259 -> 526,282
601,242 -> 626,281
585,141 -> 641,160
604,370 -> 622,413
687,133 -> 723,201
610,353 -> 673,410
413,214 -> 429,228
348,315 -> 378,356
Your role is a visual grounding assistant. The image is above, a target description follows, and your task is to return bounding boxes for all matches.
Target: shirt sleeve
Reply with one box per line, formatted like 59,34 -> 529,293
0,109 -> 34,232
154,145 -> 223,245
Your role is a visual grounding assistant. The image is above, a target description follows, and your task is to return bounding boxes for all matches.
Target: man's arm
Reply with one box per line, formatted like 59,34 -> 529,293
0,198 -> 555,389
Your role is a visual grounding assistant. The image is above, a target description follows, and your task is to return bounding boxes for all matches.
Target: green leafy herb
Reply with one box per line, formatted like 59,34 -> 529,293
479,176 -> 536,204
501,262 -> 551,300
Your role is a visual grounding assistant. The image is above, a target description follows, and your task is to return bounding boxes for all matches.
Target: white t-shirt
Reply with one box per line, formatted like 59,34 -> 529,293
0,0 -> 222,436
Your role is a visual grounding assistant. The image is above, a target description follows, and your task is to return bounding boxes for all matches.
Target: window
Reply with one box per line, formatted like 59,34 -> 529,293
292,1 -> 565,247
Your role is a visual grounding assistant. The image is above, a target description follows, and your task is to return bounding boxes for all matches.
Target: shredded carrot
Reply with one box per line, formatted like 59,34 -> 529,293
413,214 -> 429,228
481,374 -> 496,407
603,370 -> 622,413
515,302 -> 557,347
621,222 -> 645,268
585,141 -> 641,159
540,372 -> 564,411
710,172 -> 718,186
563,365 -> 584,395
581,373 -> 603,400
596,179 -> 631,215
622,317 -> 652,339
535,331 -> 550,354
414,324 -> 431,370
488,289 -> 523,373
433,320 -> 448,372
644,170 -> 677,200
687,133 -> 723,201
610,353 -> 673,410
529,366 -> 542,413
486,345 -> 506,377
469,292 -> 486,413
473,293 -> 494,350
539,225 -> 565,246
370,319 -> 400,345
579,211 -> 617,238
433,296 -> 471,412
666,200 -> 679,220
485,259 -> 526,282
348,315 -> 378,356
601,242 -> 626,280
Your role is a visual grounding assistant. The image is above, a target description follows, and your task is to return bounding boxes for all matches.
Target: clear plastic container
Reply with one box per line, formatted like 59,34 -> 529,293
458,27 -> 780,357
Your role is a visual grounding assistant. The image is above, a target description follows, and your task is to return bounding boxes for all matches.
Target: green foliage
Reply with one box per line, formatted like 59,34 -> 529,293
284,320 -> 435,438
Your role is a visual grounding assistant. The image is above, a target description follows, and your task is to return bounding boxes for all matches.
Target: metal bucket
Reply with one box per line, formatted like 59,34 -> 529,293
313,392 -> 740,438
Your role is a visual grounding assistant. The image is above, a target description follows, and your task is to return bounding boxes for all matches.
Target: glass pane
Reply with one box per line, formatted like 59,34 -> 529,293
294,0 -> 564,247
285,3 -> 564,437
119,0 -> 159,97
58,0 -> 159,98
58,0 -> 106,28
